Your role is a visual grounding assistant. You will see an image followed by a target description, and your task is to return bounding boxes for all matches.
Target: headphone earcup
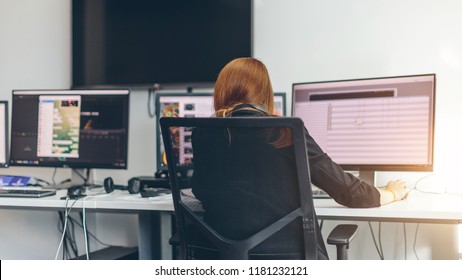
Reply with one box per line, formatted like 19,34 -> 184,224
104,177 -> 115,193
127,177 -> 141,194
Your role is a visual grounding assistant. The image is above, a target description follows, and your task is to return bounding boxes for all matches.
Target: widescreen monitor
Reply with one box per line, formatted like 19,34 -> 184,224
155,92 -> 287,176
10,90 -> 130,175
0,101 -> 8,167
292,74 -> 435,183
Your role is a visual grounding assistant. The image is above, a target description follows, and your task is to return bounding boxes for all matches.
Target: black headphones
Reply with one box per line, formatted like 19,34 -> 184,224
231,103 -> 271,116
103,177 -> 141,194
249,104 -> 270,115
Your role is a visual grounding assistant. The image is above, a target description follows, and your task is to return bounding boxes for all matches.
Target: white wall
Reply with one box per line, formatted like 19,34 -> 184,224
0,0 -> 73,181
1,0 -> 461,259
0,0 -> 141,259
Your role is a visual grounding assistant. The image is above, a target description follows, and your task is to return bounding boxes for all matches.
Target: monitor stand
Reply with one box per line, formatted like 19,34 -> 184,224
70,168 -> 97,188
48,168 -> 98,189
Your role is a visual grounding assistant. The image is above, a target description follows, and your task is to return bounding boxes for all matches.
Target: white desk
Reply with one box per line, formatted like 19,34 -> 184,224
313,191 -> 462,259
1,188 -> 461,259
0,188 -> 174,259
0,188 -> 174,211
314,190 -> 462,224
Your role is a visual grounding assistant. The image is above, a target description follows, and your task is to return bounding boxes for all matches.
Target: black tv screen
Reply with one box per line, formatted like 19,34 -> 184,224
72,0 -> 252,87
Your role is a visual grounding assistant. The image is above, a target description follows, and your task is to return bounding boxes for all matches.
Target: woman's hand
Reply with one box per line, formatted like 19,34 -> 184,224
379,180 -> 409,205
386,180 -> 409,200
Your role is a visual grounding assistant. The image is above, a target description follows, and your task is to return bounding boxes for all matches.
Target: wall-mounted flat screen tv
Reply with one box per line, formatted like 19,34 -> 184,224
72,0 -> 252,87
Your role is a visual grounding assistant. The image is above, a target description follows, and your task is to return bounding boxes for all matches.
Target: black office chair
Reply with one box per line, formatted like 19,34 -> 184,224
161,117 -> 357,260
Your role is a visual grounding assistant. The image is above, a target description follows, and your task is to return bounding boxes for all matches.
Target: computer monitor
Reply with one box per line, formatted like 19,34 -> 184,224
10,89 -> 130,186
292,74 -> 435,184
155,93 -> 214,177
155,92 -> 287,176
0,101 -> 8,168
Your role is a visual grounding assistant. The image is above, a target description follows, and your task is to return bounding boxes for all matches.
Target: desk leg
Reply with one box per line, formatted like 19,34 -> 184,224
138,211 -> 172,260
138,211 -> 160,259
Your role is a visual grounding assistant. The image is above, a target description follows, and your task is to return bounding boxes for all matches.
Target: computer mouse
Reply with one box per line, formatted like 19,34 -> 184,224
67,186 -> 86,199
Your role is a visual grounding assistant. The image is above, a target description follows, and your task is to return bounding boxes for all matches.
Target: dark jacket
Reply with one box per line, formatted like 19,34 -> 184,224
191,104 -> 380,258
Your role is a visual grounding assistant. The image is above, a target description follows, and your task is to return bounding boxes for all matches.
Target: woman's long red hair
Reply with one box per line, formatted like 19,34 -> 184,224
213,57 -> 291,148
214,57 -> 274,116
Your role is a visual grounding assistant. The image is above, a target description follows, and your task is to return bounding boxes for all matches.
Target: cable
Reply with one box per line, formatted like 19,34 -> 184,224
413,173 -> 443,194
73,168 -> 87,182
85,169 -> 91,185
58,211 -> 76,259
55,193 -> 132,260
403,223 -> 407,260
378,222 -> 384,259
82,197 -> 89,260
55,198 -> 80,260
71,168 -> 93,186
33,177 -> 51,186
52,168 -> 57,185
61,214 -> 78,258
55,198 -> 70,260
368,221 -> 384,260
59,178 -> 71,185
57,211 -> 68,259
414,173 -> 434,188
413,223 -> 420,260
413,187 -> 444,195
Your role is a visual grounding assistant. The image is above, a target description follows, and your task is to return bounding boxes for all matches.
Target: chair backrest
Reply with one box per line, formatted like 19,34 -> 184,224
160,117 -> 324,259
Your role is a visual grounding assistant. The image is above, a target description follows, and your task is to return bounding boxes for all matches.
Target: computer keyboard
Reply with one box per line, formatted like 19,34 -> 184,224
312,188 -> 330,199
0,189 -> 57,198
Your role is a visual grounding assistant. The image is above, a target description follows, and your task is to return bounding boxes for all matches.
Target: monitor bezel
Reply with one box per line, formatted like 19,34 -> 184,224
0,101 -> 9,168
10,89 -> 130,170
292,73 -> 436,172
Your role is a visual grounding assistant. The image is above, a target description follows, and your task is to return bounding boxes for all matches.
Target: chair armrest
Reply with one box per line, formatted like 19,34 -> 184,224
326,224 -> 358,260
327,224 -> 358,246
